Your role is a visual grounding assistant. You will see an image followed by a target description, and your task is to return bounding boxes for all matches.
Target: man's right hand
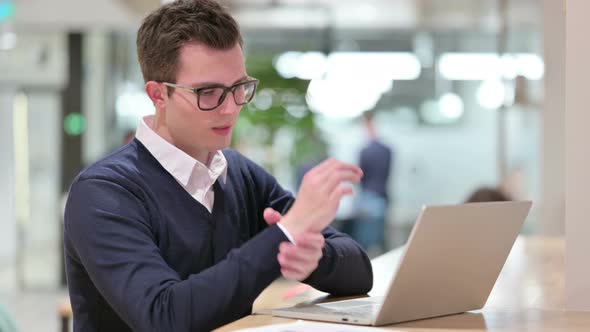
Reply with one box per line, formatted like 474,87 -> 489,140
280,158 -> 363,237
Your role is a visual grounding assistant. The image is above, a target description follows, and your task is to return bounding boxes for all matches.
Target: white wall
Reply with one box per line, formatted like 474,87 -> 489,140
0,90 -> 16,264
0,32 -> 66,287
0,33 -> 66,87
565,0 -> 590,311
83,32 -> 110,165
20,91 -> 62,288
14,0 -> 142,30
540,0 -> 565,236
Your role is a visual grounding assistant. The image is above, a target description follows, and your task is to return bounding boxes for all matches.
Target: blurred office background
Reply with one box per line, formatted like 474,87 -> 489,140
0,0 -> 560,331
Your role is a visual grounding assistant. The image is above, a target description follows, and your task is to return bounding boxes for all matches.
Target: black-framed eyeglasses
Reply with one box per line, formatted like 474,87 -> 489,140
162,78 -> 259,111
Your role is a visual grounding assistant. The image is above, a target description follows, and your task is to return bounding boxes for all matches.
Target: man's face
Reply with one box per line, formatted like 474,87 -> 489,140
164,42 -> 247,155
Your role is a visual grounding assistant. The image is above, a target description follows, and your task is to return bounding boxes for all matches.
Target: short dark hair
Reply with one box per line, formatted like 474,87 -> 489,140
136,0 -> 243,84
362,110 -> 376,122
465,187 -> 511,203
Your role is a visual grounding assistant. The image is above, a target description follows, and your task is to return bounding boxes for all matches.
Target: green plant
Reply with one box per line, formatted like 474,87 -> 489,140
233,54 -> 327,169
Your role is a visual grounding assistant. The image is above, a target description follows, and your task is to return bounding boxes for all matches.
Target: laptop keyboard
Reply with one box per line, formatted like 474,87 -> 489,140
288,299 -> 382,318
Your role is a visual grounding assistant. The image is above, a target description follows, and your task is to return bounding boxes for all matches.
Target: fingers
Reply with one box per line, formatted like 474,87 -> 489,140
279,258 -> 316,281
323,170 -> 362,194
281,266 -> 308,281
302,159 -> 362,198
307,158 -> 338,175
319,161 -> 362,179
304,159 -> 363,186
277,234 -> 325,281
290,158 -> 363,234
278,242 -> 323,266
263,207 -> 283,226
328,185 -> 354,206
279,242 -> 322,263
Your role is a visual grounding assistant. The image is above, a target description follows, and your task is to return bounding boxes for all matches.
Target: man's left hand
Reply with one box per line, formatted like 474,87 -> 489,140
264,208 -> 325,281
277,232 -> 325,281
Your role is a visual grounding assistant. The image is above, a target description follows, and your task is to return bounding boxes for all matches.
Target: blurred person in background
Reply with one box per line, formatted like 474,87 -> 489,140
353,111 -> 393,255
63,1 -> 372,331
465,186 -> 512,203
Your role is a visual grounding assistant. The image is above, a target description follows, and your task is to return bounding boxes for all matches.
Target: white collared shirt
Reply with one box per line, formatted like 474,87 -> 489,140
135,115 -> 295,242
136,115 -> 227,213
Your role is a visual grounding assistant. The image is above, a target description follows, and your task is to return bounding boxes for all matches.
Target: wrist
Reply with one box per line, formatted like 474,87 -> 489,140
279,213 -> 306,238
276,222 -> 296,244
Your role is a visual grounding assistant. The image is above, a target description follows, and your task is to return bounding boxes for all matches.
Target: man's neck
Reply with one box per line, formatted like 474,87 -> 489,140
365,122 -> 378,140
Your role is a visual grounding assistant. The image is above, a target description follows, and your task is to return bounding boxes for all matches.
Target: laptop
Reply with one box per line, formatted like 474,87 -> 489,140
272,201 -> 532,326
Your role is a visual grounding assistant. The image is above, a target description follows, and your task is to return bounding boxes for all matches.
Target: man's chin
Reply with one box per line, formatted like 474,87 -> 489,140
210,137 -> 232,151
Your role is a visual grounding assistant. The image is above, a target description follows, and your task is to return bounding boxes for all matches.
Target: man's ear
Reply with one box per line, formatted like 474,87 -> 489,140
145,81 -> 168,111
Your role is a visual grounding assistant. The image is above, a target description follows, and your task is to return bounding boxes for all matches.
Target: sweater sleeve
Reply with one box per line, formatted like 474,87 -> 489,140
302,226 -> 373,295
64,177 -> 286,331
244,157 -> 373,296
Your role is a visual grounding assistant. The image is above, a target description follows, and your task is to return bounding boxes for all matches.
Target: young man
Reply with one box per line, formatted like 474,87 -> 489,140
63,1 -> 372,331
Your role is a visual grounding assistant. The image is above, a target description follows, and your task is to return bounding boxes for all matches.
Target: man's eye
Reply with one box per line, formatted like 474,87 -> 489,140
200,89 -> 216,96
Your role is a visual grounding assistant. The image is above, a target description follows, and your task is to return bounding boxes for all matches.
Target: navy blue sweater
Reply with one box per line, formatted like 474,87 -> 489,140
64,139 -> 373,332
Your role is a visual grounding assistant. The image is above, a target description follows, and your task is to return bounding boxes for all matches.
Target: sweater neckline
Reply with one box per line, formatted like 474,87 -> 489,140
133,138 -> 228,218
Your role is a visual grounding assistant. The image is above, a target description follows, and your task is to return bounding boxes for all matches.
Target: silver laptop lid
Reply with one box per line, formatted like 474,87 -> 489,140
374,201 -> 532,325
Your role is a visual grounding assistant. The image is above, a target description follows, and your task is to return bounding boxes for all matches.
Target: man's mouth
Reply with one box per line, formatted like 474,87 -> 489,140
212,124 -> 233,136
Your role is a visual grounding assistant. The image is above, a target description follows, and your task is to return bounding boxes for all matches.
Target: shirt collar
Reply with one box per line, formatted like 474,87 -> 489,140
135,115 -> 228,186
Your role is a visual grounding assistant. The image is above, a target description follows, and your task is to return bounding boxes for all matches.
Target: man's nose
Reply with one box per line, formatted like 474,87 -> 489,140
217,92 -> 240,115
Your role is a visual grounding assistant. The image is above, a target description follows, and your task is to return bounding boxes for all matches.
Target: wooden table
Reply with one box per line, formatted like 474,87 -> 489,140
216,236 -> 590,331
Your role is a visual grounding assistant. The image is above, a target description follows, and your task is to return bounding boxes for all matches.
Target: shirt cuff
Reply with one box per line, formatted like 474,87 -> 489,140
276,222 -> 296,244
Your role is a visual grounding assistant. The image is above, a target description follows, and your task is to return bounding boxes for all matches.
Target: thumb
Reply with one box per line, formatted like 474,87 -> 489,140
263,207 -> 283,226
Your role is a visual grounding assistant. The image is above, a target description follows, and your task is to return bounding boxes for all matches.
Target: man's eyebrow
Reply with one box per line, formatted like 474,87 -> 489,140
189,75 -> 249,88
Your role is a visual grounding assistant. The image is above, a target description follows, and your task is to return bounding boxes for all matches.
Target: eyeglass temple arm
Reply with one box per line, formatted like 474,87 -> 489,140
162,82 -> 195,92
